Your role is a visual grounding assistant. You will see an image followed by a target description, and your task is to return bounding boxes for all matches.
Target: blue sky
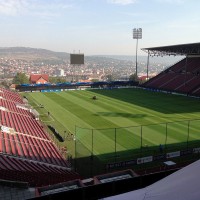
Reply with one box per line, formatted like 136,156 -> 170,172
0,0 -> 199,55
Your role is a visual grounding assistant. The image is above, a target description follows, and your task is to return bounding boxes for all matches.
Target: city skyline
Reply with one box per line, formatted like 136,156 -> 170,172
0,0 -> 199,55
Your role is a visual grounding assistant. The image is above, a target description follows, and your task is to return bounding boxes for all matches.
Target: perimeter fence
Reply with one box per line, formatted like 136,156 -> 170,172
75,119 -> 200,177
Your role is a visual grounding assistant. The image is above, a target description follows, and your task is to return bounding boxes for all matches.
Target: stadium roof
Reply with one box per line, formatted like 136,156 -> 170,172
142,42 -> 200,56
105,159 -> 200,200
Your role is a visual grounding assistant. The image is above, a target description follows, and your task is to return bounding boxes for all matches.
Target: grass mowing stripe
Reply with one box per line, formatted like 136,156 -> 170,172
43,92 -> 127,154
28,92 -> 101,155
53,92 -> 121,128
66,91 -> 167,148
85,90 -> 192,125
70,90 -> 152,125
25,89 -> 200,159
87,90 -> 200,144
58,91 -> 180,149
70,90 -> 193,145
63,91 -> 145,127
29,93 -> 78,132
57,93 -> 162,147
91,88 -> 200,115
56,92 -> 160,152
56,92 -> 134,151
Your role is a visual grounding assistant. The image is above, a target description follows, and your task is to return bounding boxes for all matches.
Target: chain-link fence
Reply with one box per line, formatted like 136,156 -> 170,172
75,119 -> 200,177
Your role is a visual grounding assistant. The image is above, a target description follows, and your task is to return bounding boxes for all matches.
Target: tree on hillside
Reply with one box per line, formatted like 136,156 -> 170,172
0,81 -> 9,88
129,73 -> 139,82
90,79 -> 99,82
49,77 -> 66,83
12,72 -> 29,84
106,74 -> 113,82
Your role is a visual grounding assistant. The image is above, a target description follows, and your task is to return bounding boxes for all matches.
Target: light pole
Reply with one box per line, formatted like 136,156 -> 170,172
133,28 -> 142,77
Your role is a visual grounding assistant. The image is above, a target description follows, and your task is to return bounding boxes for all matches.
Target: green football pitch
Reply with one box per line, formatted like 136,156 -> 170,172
24,88 -> 200,161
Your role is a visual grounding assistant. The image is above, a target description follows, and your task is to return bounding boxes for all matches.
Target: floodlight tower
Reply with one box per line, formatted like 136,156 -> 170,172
133,28 -> 142,77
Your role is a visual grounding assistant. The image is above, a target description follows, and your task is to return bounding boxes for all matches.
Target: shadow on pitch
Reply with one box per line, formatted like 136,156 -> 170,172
73,140 -> 200,179
94,112 -> 147,118
90,88 -> 200,114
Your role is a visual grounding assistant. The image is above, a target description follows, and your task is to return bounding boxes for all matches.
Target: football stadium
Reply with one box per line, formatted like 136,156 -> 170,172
1,42 -> 200,199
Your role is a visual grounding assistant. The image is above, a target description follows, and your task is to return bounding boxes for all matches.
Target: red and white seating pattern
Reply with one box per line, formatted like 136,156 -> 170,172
0,88 -> 79,186
144,57 -> 200,95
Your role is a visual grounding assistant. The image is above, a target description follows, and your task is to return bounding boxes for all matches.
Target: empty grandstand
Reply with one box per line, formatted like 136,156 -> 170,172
0,88 -> 80,187
142,42 -> 200,96
1,43 -> 200,200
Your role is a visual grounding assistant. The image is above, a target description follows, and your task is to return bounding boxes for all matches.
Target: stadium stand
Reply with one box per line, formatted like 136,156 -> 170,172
0,98 -> 32,117
0,88 -> 80,187
0,88 -> 24,104
0,158 -> 197,199
142,43 -> 200,96
1,43 -> 200,200
15,80 -> 138,92
31,160 -> 196,200
104,159 -> 200,200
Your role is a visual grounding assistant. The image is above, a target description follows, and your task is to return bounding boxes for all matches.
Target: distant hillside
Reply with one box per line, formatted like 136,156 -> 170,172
0,47 -> 70,64
0,47 -> 122,64
0,47 -> 183,65
0,47 -> 124,66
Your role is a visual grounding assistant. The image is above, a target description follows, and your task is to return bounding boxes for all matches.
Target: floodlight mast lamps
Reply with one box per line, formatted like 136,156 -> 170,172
133,28 -> 142,77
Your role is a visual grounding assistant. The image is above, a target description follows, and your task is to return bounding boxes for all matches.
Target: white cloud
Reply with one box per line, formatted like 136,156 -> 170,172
0,0 -> 72,16
155,0 -> 185,4
108,0 -> 137,5
0,0 -> 27,16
